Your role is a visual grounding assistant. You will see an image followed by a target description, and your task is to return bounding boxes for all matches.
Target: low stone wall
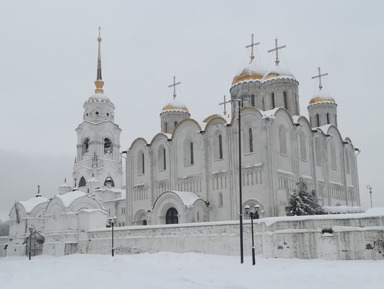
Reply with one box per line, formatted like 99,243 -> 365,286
85,213 -> 384,260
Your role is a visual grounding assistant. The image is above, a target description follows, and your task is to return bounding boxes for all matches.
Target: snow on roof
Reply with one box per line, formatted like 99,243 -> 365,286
19,197 -> 49,214
58,182 -> 71,188
263,62 -> 295,81
87,93 -> 112,103
317,124 -> 333,133
261,108 -> 279,118
77,208 -> 107,214
172,191 -> 202,207
56,190 -> 86,207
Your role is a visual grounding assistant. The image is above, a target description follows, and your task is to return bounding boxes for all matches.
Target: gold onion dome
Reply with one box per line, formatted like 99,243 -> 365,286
309,89 -> 335,105
263,62 -> 295,80
232,62 -> 265,85
162,99 -> 189,113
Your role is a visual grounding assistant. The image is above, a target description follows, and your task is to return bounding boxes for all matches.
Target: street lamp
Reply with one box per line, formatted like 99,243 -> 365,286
28,226 -> 34,260
367,185 -> 373,208
108,217 -> 117,257
245,204 -> 260,266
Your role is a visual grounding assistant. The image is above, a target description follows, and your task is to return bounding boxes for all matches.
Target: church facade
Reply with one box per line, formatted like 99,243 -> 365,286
5,34 -> 361,257
126,39 -> 360,226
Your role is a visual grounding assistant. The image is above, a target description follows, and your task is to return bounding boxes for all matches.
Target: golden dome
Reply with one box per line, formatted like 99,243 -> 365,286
232,68 -> 263,85
309,96 -> 335,104
161,98 -> 189,113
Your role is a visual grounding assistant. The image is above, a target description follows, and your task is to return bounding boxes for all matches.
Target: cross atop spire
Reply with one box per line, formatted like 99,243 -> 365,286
94,27 -> 104,94
267,38 -> 286,66
168,76 -> 181,99
245,34 -> 260,63
312,67 -> 328,90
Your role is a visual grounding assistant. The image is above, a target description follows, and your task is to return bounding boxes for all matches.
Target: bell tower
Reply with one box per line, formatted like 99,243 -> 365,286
73,28 -> 123,191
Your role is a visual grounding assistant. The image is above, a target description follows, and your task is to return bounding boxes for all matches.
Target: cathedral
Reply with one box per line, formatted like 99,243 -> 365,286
5,33 -> 360,256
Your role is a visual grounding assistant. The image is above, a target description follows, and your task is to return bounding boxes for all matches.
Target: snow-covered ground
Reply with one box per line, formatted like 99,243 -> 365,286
1,253 -> 383,289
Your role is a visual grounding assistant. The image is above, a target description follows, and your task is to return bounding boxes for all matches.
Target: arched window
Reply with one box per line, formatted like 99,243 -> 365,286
251,95 -> 255,107
138,151 -> 145,175
174,121 -> 178,128
327,113 -> 330,124
166,208 -> 178,224
300,132 -> 307,161
283,91 -> 288,109
158,146 -> 166,171
316,114 -> 320,127
279,126 -> 287,155
104,138 -> 112,154
218,192 -> 223,207
218,135 -> 223,159
79,176 -> 86,187
271,93 -> 275,109
164,122 -> 168,133
249,128 -> 254,153
315,138 -> 321,165
82,138 -> 89,154
104,177 -> 115,187
184,139 -> 195,166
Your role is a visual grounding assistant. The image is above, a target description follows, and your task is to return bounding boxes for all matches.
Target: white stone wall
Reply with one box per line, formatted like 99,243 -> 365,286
85,214 -> 384,260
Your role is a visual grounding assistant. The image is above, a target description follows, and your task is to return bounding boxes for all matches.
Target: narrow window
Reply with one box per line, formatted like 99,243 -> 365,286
327,113 -> 330,124
163,148 -> 166,170
165,122 -> 168,133
316,114 -> 320,127
138,151 -> 145,174
219,135 -> 223,159
82,138 -> 89,154
283,91 -> 288,109
249,128 -> 253,153
142,152 -> 145,174
174,121 -> 178,128
218,192 -> 223,207
104,138 -> 112,154
262,97 -> 265,110
251,95 -> 255,107
271,93 -> 275,109
190,142 -> 194,165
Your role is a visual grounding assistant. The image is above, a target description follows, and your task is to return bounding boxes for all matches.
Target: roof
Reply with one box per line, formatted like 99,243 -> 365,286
172,191 -> 202,207
263,62 -> 295,81
19,197 -> 49,214
161,98 -> 189,113
56,190 -> 86,208
87,92 -> 112,104
309,89 -> 335,105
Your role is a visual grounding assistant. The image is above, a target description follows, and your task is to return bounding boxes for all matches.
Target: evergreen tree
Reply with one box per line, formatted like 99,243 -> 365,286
285,178 -> 324,216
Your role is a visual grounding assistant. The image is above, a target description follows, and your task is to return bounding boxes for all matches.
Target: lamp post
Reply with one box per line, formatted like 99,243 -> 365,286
28,226 -> 34,260
108,217 -> 116,257
367,185 -> 373,208
245,204 -> 260,266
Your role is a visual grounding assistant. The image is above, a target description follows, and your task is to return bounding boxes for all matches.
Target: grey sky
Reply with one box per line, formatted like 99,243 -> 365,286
0,0 -> 383,220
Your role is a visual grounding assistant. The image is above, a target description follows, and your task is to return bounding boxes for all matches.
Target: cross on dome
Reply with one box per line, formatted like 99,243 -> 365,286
245,34 -> 260,63
168,76 -> 181,99
312,67 -> 328,90
268,38 -> 286,66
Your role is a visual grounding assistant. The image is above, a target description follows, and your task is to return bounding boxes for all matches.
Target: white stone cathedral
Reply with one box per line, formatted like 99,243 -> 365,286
126,38 -> 360,225
6,34 -> 360,256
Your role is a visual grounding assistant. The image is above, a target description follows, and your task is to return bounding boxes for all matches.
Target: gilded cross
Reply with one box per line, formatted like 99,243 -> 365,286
245,34 -> 260,63
311,67 -> 328,90
267,38 -> 286,65
168,76 -> 181,98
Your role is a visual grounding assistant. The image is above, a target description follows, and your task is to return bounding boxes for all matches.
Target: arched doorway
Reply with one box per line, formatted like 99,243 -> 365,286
165,208 -> 178,224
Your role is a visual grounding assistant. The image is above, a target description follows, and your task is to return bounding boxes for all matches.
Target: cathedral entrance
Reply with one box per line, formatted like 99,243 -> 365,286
166,208 -> 178,224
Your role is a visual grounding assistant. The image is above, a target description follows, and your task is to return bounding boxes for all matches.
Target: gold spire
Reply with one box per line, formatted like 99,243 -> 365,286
94,26 -> 104,94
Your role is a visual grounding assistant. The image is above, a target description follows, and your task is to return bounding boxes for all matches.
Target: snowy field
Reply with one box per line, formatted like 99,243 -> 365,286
1,253 -> 383,289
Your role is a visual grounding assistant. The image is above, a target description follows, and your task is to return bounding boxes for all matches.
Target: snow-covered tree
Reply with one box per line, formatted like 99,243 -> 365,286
285,178 -> 324,216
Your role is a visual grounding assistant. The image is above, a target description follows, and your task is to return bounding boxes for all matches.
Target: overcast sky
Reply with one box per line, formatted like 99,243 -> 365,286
0,0 -> 383,220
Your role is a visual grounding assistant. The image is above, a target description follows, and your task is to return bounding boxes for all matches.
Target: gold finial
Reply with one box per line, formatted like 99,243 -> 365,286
95,26 -> 104,93
268,38 -> 286,66
311,67 -> 328,91
168,76 -> 181,99
246,34 -> 259,64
